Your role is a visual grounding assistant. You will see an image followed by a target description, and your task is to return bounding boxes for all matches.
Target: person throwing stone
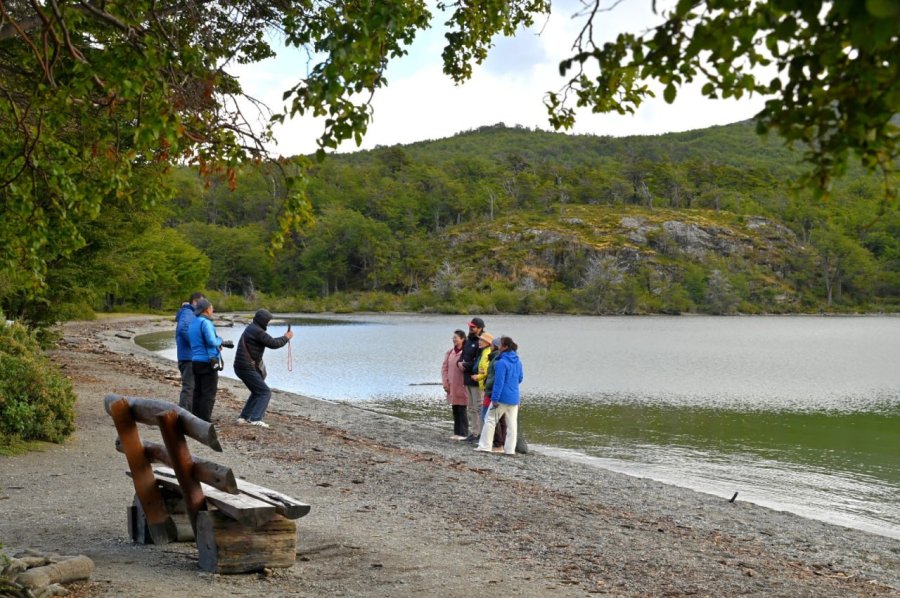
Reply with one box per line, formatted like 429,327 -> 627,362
234,309 -> 293,429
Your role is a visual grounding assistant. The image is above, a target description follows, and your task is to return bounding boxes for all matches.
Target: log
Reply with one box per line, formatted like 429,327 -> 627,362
150,466 -> 309,519
196,511 -> 296,574
14,556 -> 95,589
115,438 -> 238,493
129,490 -> 195,544
154,467 -> 276,528
109,398 -> 175,545
103,394 -> 222,451
236,478 -> 311,520
157,409 -> 207,534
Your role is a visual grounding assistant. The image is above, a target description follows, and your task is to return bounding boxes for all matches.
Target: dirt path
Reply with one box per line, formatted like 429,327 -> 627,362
1,317 -> 898,597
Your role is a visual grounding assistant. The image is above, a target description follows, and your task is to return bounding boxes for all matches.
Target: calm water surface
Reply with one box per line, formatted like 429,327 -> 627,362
140,314 -> 900,539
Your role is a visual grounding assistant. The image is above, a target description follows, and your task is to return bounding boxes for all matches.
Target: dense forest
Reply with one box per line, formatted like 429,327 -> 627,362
3,121 -> 897,322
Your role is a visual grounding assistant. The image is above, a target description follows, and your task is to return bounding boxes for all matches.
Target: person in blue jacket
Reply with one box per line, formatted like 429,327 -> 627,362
475,336 -> 523,456
188,298 -> 233,421
175,292 -> 205,410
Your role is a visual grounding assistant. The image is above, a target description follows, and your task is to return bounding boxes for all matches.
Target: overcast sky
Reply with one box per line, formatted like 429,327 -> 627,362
231,0 -> 766,157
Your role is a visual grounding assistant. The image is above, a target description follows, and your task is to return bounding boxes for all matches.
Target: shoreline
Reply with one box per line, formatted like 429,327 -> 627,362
1,316 -> 898,596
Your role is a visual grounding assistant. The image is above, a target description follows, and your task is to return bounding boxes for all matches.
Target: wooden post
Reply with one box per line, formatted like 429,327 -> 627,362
157,409 -> 207,535
115,438 -> 238,493
196,511 -> 296,574
129,491 -> 195,544
104,394 -> 222,451
109,398 -> 175,545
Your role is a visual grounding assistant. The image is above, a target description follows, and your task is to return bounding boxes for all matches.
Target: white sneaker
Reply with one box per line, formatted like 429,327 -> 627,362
249,420 -> 270,429
236,418 -> 249,424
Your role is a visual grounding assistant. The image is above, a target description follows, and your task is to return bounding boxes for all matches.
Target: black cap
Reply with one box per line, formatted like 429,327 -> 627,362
468,317 -> 485,329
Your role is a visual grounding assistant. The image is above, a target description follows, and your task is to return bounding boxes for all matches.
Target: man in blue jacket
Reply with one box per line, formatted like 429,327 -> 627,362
175,292 -> 205,409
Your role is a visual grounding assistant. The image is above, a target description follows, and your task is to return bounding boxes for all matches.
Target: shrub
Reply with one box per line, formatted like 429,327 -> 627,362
203,291 -> 252,313
0,321 -> 76,446
489,287 -> 518,313
353,292 -> 400,312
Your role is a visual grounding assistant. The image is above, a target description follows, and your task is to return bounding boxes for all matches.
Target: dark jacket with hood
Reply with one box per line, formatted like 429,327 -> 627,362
234,309 -> 289,377
461,332 -> 482,387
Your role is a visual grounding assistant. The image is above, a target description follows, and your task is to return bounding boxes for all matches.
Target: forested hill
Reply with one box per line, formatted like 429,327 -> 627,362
397,120 -> 793,171
19,121 -> 897,321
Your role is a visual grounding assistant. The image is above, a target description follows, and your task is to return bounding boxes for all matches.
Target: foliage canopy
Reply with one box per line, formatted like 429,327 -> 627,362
0,0 -> 896,315
546,0 -> 899,195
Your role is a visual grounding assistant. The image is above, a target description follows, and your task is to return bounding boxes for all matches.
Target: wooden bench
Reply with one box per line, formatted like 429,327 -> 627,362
104,394 -> 311,573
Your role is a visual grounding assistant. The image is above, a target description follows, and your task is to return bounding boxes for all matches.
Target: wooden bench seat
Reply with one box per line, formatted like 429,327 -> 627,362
151,466 -> 310,526
106,393 -> 311,573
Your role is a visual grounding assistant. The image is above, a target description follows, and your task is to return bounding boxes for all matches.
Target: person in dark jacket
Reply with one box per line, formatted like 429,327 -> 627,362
459,316 -> 485,441
188,298 -> 233,422
175,292 -> 205,410
235,309 -> 294,429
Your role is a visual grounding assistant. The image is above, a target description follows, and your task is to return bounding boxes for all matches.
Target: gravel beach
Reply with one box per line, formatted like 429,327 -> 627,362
1,316 -> 898,597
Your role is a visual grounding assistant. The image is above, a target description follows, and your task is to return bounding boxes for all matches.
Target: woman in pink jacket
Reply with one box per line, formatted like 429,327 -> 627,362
442,329 -> 468,440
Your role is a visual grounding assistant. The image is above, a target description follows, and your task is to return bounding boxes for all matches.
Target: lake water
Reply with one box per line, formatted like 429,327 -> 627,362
139,314 -> 900,539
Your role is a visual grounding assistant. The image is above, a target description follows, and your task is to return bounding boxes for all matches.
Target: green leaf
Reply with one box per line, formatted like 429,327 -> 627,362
663,83 -> 677,104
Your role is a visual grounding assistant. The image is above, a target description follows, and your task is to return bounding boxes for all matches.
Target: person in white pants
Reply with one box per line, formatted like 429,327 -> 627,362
475,336 -> 523,455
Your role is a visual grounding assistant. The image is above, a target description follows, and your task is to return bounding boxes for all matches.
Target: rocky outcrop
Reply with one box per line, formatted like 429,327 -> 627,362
443,211 -> 806,308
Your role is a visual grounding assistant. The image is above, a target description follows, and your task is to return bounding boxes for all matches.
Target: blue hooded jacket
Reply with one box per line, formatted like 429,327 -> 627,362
490,350 -> 523,405
175,304 -> 195,361
188,315 -> 222,362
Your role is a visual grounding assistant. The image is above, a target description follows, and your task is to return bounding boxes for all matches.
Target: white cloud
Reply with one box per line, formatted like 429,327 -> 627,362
231,1 -> 767,158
